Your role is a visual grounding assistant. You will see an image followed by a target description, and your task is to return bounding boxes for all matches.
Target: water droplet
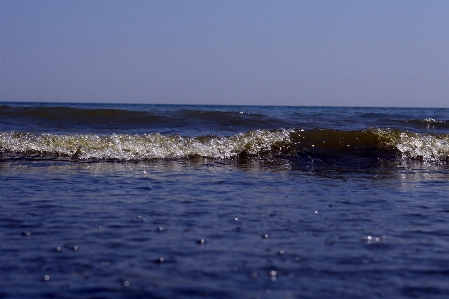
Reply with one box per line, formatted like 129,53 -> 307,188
43,275 -> 50,281
123,280 -> 130,287
262,234 -> 269,239
55,247 -> 62,252
279,250 -> 285,255
196,239 -> 205,244
134,215 -> 144,221
73,246 -> 78,251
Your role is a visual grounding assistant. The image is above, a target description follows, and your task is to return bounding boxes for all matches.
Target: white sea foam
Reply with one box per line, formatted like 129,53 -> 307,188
0,130 -> 292,161
395,133 -> 449,162
423,118 -> 445,123
2,129 -> 448,163
375,129 -> 449,162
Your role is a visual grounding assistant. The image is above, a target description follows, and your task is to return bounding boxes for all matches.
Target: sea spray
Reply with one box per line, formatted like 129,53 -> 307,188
0,129 -> 292,161
2,128 -> 449,163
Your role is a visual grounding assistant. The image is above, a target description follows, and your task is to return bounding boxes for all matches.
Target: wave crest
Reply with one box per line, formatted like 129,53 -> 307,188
0,129 -> 291,161
380,130 -> 449,162
1,128 -> 449,163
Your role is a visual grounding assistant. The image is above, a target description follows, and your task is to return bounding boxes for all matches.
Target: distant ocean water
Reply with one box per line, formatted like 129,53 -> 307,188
1,102 -> 449,298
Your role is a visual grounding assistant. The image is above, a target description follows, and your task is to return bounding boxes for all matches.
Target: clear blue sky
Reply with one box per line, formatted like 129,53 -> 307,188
1,0 -> 448,107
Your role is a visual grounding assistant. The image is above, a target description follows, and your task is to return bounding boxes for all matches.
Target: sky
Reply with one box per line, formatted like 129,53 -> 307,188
1,0 -> 448,107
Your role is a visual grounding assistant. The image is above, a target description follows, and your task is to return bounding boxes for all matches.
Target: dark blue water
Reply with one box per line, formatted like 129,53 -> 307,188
2,102 -> 449,136
1,103 -> 449,298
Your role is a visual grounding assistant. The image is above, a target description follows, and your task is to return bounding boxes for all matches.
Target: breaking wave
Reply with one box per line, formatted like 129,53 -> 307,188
1,128 -> 448,163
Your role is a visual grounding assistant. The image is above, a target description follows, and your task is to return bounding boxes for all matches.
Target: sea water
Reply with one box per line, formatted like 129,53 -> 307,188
1,103 -> 449,298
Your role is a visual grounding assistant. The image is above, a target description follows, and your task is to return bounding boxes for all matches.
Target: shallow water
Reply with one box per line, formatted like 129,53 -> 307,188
1,103 -> 449,298
1,160 -> 449,299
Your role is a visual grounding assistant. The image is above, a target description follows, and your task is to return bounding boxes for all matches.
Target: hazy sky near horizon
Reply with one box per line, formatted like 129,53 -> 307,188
1,0 -> 448,107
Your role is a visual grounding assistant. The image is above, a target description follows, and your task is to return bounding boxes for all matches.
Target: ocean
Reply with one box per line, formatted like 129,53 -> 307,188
1,102 -> 449,299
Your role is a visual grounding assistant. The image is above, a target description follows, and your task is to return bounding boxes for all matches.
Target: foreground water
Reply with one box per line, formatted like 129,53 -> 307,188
1,103 -> 449,298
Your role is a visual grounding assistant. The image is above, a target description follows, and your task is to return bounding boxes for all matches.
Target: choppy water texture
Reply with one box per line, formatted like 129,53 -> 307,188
1,103 -> 449,298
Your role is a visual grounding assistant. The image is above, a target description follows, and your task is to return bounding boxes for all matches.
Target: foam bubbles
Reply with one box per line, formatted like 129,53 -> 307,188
0,129 -> 292,161
373,129 -> 449,163
394,132 -> 449,162
2,128 -> 448,163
